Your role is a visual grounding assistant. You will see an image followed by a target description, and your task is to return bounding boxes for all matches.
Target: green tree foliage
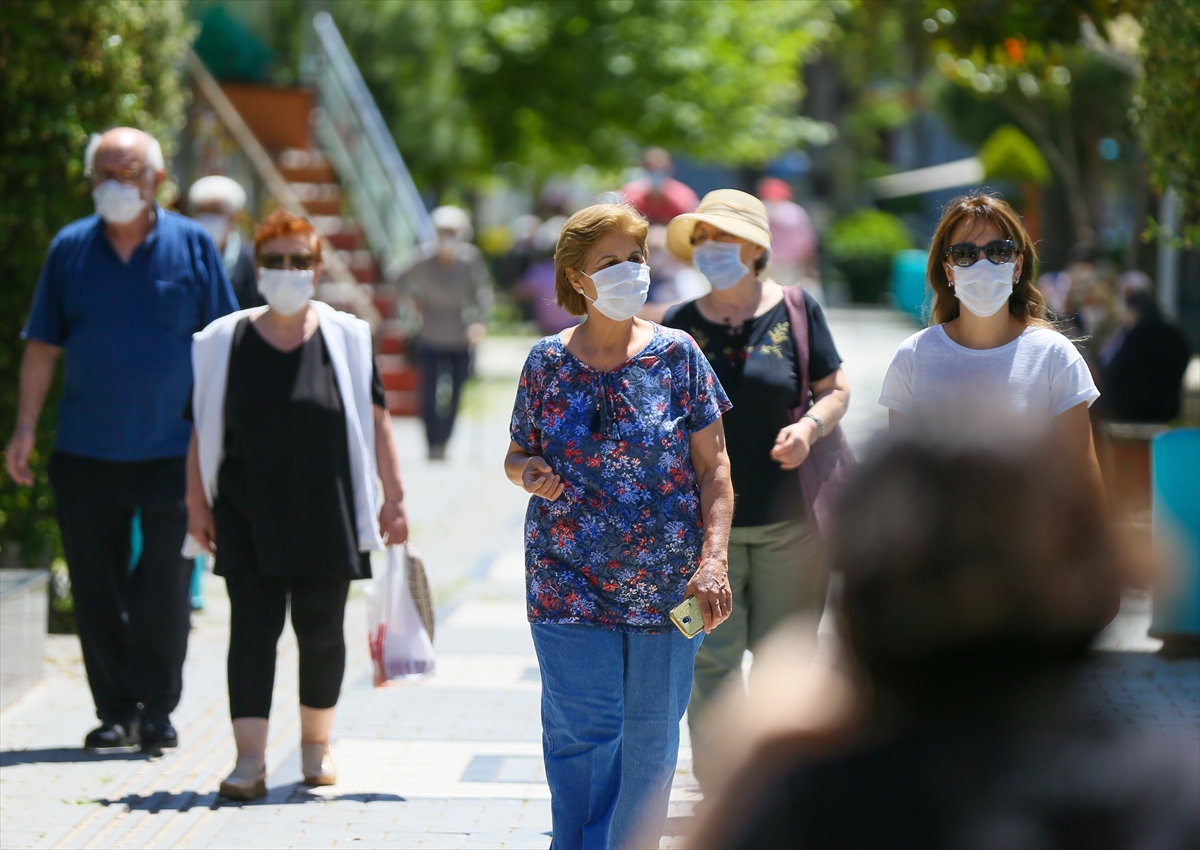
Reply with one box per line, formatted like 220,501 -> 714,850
925,0 -> 1139,244
827,208 -> 913,303
820,0 -> 930,187
1135,0 -> 1200,246
0,0 -> 193,569
332,0 -> 835,193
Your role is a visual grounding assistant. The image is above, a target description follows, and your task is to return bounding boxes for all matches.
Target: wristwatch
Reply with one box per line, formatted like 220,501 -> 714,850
801,412 -> 825,439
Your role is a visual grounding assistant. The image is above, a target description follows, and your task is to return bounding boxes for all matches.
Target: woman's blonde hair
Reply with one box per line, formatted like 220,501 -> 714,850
555,203 -> 649,316
928,192 -> 1047,327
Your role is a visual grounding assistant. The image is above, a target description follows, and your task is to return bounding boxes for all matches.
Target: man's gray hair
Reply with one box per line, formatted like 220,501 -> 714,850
83,129 -> 165,178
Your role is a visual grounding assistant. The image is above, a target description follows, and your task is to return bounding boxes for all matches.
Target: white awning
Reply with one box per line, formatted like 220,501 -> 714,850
870,157 -> 984,199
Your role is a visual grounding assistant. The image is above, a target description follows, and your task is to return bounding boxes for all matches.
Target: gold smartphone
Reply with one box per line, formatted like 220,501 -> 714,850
669,596 -> 705,639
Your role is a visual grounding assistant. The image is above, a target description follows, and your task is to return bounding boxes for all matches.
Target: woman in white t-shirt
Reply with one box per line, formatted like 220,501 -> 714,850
880,193 -> 1103,494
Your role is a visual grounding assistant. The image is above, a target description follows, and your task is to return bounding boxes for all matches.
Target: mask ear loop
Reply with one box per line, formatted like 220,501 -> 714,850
573,271 -> 595,305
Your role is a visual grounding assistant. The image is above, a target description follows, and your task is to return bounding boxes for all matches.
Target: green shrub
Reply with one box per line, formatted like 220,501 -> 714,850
1137,0 -> 1200,247
980,125 -> 1051,186
0,1 -> 193,579
826,209 -> 913,303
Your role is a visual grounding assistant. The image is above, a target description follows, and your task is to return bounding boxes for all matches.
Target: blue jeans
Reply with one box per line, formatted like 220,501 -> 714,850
531,623 -> 701,850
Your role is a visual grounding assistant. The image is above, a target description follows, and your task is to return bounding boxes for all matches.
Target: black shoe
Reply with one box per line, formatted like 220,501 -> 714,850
139,716 -> 178,751
84,721 -> 139,751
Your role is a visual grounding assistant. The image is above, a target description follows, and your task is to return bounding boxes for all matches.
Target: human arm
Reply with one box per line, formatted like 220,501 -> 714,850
686,418 -> 735,633
465,253 -> 494,347
374,404 -> 409,544
1048,339 -> 1105,506
889,409 -> 907,429
504,440 -> 565,500
5,341 -> 61,486
771,368 -> 851,470
1053,401 -> 1106,508
185,428 -> 215,554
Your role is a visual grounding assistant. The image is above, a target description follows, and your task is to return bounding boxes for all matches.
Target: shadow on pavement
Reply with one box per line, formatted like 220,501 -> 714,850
97,788 -> 406,812
1,748 -> 150,766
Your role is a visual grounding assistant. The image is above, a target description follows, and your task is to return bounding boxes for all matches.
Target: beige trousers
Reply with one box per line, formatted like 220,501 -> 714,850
687,519 -> 827,785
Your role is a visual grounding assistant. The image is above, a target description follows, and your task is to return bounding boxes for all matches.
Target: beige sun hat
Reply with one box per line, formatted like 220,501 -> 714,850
666,189 -> 772,262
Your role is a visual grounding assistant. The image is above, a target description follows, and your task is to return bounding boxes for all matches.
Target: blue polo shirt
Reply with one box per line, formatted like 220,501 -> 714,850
22,207 -> 238,461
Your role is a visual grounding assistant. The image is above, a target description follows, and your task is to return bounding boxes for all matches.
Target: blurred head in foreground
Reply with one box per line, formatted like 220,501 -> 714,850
694,431 -> 1198,850
833,430 -> 1120,709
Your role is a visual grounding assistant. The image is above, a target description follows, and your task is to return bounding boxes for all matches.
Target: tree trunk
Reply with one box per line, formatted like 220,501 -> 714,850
1008,98 -> 1095,246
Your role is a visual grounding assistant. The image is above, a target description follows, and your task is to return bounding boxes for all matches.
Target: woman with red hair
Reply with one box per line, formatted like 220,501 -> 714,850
185,210 -> 410,799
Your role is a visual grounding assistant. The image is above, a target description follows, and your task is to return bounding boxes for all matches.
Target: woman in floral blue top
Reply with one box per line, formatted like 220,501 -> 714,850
505,203 -> 733,850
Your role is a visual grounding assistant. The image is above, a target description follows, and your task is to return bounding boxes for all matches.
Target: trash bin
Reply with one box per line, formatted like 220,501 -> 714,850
1150,428 -> 1200,651
891,249 -> 928,320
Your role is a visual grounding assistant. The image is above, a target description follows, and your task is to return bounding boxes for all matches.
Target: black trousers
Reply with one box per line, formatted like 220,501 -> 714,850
48,451 -> 192,724
224,573 -> 351,719
419,346 -> 470,448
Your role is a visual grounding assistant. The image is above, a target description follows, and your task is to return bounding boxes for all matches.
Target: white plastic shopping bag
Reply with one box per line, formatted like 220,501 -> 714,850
366,544 -> 436,686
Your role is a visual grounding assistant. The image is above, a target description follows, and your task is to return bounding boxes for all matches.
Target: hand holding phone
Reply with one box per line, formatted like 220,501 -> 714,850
669,596 -> 705,639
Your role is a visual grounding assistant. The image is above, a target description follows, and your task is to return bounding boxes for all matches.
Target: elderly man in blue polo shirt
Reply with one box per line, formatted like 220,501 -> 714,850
5,128 -> 238,752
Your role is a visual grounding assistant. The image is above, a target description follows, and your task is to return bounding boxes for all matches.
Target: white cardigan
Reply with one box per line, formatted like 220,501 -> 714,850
190,301 -> 385,553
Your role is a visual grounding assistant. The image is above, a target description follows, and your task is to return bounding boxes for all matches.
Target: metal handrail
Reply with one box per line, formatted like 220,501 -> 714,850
310,11 -> 434,281
184,49 -> 361,291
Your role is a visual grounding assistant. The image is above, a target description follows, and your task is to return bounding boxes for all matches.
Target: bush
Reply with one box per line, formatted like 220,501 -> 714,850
0,1 -> 193,576
979,125 -> 1051,186
826,209 -> 913,303
1137,0 -> 1200,247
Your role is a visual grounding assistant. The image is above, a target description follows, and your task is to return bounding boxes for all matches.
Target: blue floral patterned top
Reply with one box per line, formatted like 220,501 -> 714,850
510,324 -> 732,632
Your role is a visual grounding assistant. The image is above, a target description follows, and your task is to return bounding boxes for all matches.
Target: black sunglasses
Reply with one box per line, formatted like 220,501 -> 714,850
259,252 -> 317,271
944,239 -> 1016,267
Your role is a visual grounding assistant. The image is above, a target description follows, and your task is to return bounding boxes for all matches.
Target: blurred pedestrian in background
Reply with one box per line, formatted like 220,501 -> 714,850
1098,286 -> 1193,423
496,213 -> 542,292
512,215 -> 577,335
504,203 -> 733,849
661,189 -> 851,786
1095,270 -> 1154,369
188,175 -> 260,309
1051,244 -> 1124,369
637,223 -> 709,322
691,430 -> 1198,849
757,178 -> 820,298
4,128 -> 237,752
185,210 -> 409,800
398,205 -> 493,460
880,193 -> 1104,498
621,147 -> 699,225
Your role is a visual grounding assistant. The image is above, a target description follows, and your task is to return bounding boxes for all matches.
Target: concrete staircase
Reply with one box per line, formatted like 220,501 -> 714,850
219,84 -> 420,416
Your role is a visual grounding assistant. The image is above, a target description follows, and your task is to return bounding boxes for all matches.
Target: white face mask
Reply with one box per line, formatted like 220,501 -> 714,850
1080,305 -> 1109,333
578,261 -> 651,321
951,260 -> 1016,318
93,180 -> 147,225
196,213 -> 229,246
258,268 -> 315,315
693,240 -> 750,291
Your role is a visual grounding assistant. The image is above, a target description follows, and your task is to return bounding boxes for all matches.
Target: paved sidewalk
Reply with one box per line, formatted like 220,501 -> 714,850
3,310 -> 1196,849
1,333 -> 551,849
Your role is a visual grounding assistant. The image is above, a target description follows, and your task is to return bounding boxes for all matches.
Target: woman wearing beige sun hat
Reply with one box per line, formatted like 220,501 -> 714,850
661,189 -> 852,789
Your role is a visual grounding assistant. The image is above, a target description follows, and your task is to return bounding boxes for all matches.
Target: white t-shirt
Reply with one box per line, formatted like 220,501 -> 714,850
879,324 -> 1099,427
